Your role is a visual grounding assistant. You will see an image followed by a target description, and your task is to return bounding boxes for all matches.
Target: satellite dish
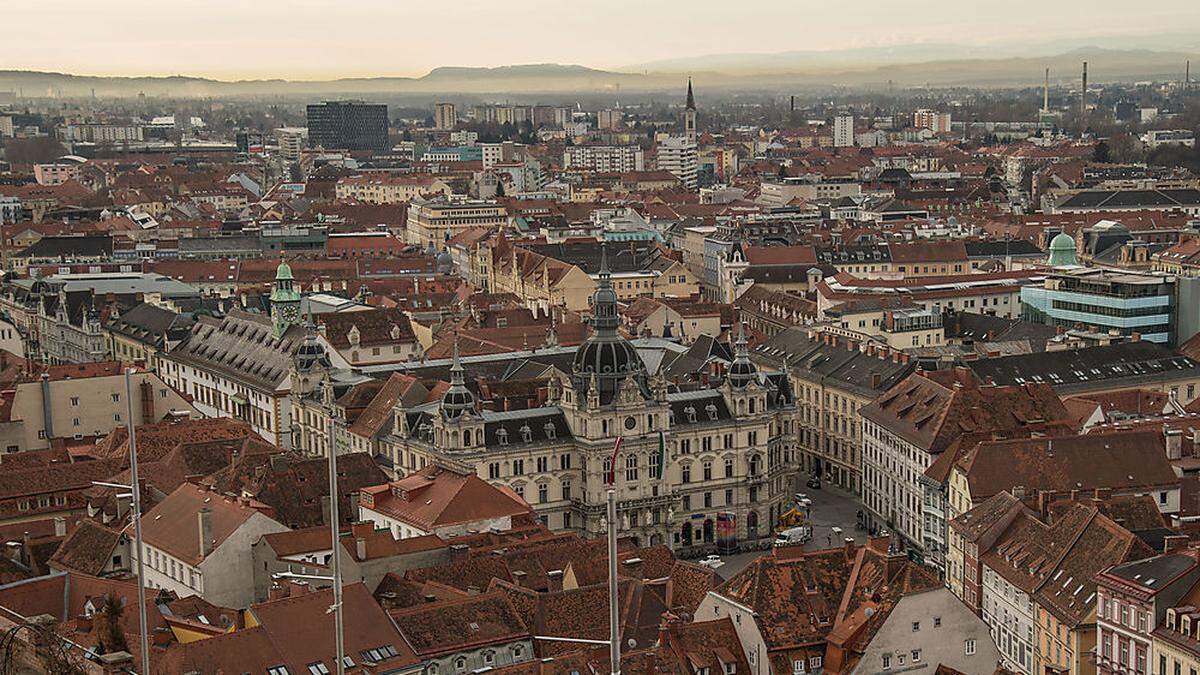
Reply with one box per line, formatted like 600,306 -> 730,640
627,638 -> 637,648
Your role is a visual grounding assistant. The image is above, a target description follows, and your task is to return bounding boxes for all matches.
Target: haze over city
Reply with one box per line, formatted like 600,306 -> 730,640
4,0 -> 1200,79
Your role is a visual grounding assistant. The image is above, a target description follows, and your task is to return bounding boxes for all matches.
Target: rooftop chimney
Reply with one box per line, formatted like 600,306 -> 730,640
198,508 -> 214,558
1166,427 -> 1184,460
53,517 -> 66,538
356,538 -> 367,560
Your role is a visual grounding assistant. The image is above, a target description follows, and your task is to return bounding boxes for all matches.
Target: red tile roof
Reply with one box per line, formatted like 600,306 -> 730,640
360,465 -> 531,532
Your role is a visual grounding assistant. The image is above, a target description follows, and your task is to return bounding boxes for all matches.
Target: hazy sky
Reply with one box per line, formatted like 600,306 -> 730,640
7,0 -> 1200,79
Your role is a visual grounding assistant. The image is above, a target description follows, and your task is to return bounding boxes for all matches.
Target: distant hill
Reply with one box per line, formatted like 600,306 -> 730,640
624,33 -> 1200,75
2,45 -> 1197,99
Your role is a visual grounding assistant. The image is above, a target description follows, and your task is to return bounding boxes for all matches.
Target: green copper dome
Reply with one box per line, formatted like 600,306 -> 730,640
1047,232 -> 1078,266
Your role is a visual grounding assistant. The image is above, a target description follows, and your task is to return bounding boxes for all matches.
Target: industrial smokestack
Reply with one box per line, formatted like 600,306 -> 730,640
1081,61 -> 1088,119
1043,68 -> 1049,112
790,95 -> 795,112
1188,60 -> 1192,90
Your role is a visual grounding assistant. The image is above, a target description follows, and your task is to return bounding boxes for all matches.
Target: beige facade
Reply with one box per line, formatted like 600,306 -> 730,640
405,198 -> 507,249
0,368 -> 195,453
334,175 -> 451,205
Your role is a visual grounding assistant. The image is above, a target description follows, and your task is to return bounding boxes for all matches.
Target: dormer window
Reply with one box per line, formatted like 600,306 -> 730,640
520,424 -> 532,443
496,428 -> 509,445
706,404 -> 718,420
544,422 -> 557,440
685,406 -> 697,423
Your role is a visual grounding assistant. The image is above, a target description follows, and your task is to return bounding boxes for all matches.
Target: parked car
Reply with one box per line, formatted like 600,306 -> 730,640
806,476 -> 822,489
698,555 -> 725,569
774,526 -> 812,547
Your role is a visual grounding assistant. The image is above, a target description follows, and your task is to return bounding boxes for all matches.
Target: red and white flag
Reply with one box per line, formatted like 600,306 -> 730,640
606,436 -> 623,485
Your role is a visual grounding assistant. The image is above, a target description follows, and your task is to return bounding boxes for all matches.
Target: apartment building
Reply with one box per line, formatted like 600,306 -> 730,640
404,196 -> 507,249
135,483 -> 289,608
860,368 -> 1068,567
334,174 -> 451,204
563,145 -> 645,173
754,328 -> 914,495
0,362 -> 195,453
656,136 -> 698,190
1095,551 -> 1200,675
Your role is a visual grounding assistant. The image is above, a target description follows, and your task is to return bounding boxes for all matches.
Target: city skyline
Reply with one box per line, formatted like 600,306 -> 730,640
5,0 -> 1200,79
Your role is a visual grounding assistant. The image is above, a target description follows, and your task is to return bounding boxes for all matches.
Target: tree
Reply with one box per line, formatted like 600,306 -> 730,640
3,137 -> 67,165
777,163 -> 789,179
94,594 -> 129,655
494,180 -> 505,197
1092,141 -> 1111,163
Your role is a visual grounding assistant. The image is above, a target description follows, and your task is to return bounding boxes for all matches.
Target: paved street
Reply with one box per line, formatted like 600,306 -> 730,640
708,482 -> 870,580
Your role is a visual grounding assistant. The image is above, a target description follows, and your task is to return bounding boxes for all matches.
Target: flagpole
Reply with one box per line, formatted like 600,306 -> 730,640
607,488 -> 621,675
124,369 -> 150,675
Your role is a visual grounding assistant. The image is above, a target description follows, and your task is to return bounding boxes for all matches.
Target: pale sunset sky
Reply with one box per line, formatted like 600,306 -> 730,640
5,0 -> 1199,79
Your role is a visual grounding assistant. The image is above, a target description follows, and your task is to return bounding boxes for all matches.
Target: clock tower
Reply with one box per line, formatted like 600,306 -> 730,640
270,260 -> 302,337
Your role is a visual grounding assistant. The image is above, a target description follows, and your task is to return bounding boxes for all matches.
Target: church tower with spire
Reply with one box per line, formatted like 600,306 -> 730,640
270,260 -> 301,338
684,78 -> 697,145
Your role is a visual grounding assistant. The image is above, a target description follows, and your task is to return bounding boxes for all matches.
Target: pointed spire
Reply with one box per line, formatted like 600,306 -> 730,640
441,332 -> 475,420
449,332 -> 464,382
686,78 -> 695,110
599,242 -> 611,281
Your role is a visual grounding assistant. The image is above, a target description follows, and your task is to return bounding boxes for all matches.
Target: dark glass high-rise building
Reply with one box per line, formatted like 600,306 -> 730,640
305,100 -> 389,152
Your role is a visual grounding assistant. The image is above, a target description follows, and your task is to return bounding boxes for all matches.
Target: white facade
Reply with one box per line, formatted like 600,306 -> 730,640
862,418 -> 929,549
563,145 -> 645,173
275,127 -> 307,161
135,510 -> 289,609
981,563 -> 1037,675
657,137 -> 698,190
834,114 -> 855,148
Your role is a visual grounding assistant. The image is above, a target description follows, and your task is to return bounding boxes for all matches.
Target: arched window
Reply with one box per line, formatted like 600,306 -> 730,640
454,656 -> 467,672
462,430 -> 470,447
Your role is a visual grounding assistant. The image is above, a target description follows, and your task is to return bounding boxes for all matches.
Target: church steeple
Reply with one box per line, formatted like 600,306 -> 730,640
683,79 -> 697,145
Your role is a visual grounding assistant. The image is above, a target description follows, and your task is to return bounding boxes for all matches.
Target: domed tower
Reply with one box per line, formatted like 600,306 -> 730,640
291,329 -> 332,398
270,260 -> 301,338
436,247 -> 454,275
726,322 -> 759,389
1047,232 -> 1079,267
440,340 -> 476,421
572,245 -> 645,407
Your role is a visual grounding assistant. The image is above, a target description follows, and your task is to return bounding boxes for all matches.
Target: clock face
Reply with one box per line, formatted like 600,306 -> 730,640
624,416 -> 637,431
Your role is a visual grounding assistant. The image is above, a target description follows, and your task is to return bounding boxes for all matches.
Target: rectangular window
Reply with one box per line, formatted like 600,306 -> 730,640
965,639 -> 976,655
